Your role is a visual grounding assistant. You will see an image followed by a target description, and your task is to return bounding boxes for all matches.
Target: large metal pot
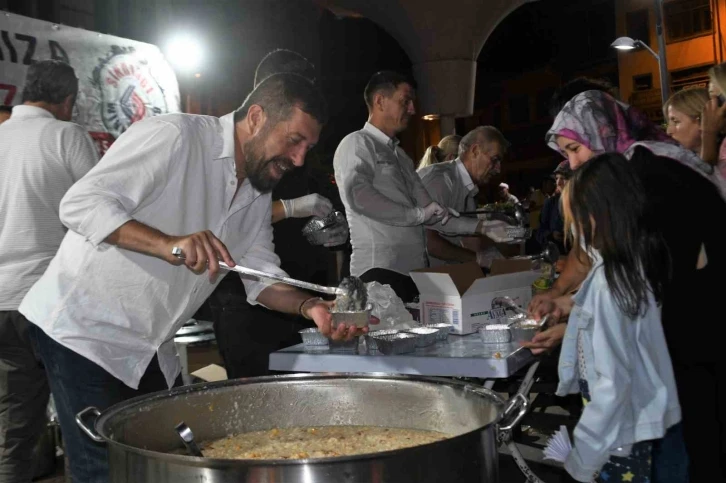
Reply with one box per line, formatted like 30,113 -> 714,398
76,373 -> 528,483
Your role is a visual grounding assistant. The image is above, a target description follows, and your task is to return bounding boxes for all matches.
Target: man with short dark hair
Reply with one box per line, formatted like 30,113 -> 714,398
20,73 -> 358,483
0,106 -> 11,124
334,71 -> 517,301
208,50 -> 348,378
254,48 -> 317,87
0,60 -> 98,483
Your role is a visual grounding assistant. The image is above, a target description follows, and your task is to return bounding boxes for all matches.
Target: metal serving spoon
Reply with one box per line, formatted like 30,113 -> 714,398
171,247 -> 345,296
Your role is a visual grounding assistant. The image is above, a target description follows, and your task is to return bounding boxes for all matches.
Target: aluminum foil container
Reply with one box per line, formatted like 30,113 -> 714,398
478,324 -> 512,344
301,211 -> 346,245
510,320 -> 541,343
331,307 -> 371,329
423,323 -> 453,342
366,329 -> 401,352
506,226 -> 532,240
299,328 -> 329,347
370,333 -> 418,355
404,327 -> 439,347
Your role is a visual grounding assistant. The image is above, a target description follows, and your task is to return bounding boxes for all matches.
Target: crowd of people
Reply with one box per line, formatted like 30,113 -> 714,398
1,48 -> 725,483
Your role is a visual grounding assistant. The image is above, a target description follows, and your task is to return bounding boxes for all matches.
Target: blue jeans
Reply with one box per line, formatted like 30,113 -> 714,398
28,325 -> 179,483
652,422 -> 689,483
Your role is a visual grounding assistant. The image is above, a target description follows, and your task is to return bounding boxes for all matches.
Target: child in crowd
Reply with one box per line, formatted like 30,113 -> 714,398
556,153 -> 687,483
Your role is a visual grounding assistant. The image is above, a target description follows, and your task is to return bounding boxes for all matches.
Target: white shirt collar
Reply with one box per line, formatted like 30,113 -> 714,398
10,105 -> 55,120
455,158 -> 478,196
217,112 -> 236,160
363,122 -> 400,150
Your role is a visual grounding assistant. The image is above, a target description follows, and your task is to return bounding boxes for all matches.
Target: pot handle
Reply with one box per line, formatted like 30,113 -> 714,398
75,407 -> 105,443
498,393 -> 529,432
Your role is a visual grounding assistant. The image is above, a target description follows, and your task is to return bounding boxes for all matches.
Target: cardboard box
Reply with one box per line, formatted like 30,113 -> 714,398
411,261 -> 541,335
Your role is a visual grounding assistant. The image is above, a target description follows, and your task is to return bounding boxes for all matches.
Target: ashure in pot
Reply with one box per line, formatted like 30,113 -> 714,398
76,374 -> 528,483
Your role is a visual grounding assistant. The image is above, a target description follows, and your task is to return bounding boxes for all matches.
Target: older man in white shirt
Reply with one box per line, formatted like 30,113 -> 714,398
0,60 -> 98,483
418,126 -> 509,269
334,71 -> 516,301
20,73 -> 355,483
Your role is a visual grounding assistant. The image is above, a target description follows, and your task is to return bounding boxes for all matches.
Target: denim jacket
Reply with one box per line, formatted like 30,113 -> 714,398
556,251 -> 682,482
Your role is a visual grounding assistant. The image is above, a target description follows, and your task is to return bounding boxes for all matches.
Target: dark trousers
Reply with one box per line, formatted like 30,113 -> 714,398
208,276 -> 313,379
28,325 -> 180,483
359,268 -> 419,303
0,311 -> 50,483
672,361 -> 726,482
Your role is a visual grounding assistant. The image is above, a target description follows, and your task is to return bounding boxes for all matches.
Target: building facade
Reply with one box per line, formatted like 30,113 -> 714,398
617,0 -> 726,120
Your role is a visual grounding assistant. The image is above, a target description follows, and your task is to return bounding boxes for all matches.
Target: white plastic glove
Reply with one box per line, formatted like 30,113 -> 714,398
315,220 -> 349,247
476,219 -> 517,243
476,246 -> 504,269
281,194 -> 333,219
421,202 -> 460,225
421,201 -> 446,225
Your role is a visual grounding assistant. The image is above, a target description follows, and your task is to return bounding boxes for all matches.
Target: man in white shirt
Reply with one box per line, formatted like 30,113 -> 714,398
0,60 -> 98,483
209,49 -> 348,379
418,126 -> 509,269
334,71 -> 517,301
499,182 -> 519,204
20,73 -> 354,483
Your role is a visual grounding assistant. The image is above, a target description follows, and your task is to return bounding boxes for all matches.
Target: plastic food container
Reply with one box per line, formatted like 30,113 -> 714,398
404,327 -> 439,347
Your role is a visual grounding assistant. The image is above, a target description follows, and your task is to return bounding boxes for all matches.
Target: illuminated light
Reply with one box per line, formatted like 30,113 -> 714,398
165,35 -> 203,71
611,37 -> 637,51
194,73 -> 202,78
422,114 -> 439,121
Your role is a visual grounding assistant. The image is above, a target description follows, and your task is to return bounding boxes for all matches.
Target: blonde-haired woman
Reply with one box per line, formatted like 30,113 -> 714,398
663,88 -> 710,153
417,134 -> 461,170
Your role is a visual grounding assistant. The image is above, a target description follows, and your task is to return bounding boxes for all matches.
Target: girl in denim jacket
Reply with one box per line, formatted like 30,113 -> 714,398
556,153 -> 686,483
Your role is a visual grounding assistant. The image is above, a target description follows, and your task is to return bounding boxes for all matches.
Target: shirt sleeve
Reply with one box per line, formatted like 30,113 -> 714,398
334,135 -> 425,227
565,287 -> 633,481
237,199 -> 289,305
59,119 -> 182,247
420,170 -> 479,235
59,124 -> 99,182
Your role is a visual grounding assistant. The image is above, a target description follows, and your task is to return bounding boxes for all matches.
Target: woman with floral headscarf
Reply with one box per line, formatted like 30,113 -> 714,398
528,90 -> 726,482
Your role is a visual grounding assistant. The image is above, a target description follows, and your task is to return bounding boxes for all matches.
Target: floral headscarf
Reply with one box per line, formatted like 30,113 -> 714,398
546,90 -> 726,199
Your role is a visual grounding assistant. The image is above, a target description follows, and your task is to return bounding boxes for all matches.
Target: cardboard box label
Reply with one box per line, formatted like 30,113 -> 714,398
423,301 -> 460,328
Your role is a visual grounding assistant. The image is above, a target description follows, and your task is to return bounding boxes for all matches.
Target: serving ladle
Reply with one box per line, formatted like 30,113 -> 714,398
171,247 -> 346,296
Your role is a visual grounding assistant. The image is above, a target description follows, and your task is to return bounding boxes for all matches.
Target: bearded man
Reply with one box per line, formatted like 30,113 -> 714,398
19,73 -> 359,483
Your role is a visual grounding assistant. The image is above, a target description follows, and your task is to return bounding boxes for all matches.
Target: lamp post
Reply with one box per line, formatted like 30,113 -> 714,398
611,1 -> 670,106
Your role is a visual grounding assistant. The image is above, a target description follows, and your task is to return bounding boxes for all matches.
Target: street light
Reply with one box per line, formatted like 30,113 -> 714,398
610,1 -> 671,106
165,35 -> 203,73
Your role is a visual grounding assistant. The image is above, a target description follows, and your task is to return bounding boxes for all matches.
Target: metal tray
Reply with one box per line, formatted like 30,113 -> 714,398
370,333 -> 418,355
404,327 -> 439,347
